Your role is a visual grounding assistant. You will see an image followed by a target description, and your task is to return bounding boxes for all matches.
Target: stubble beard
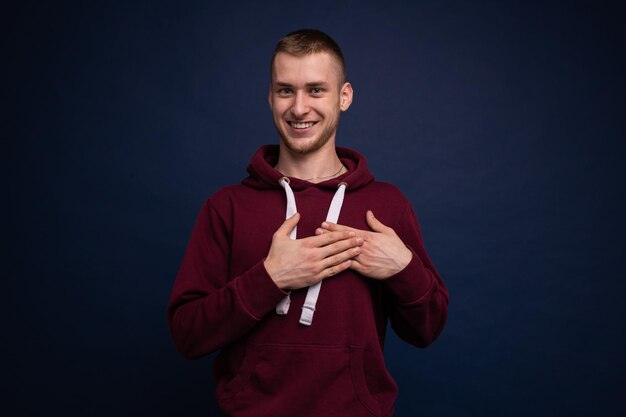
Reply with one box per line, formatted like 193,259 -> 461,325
276,112 -> 341,155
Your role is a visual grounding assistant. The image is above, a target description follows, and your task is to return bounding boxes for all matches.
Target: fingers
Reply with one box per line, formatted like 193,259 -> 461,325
304,232 -> 363,282
274,213 -> 300,237
318,235 -> 362,259
318,221 -> 354,234
308,228 -> 356,248
365,210 -> 391,233
320,246 -> 360,271
321,259 -> 353,279
318,211 -> 391,236
316,234 -> 363,279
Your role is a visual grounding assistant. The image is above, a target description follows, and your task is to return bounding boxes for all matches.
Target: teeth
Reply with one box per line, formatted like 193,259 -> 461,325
291,122 -> 314,129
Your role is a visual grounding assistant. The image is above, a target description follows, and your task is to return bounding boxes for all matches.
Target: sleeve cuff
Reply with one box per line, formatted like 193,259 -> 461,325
234,261 -> 290,320
384,246 -> 435,305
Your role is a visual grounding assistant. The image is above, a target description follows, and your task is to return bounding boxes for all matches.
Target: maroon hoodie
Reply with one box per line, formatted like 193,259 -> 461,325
167,145 -> 448,417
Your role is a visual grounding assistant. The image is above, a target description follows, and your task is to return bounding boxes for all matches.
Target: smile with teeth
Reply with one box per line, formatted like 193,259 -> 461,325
289,121 -> 317,129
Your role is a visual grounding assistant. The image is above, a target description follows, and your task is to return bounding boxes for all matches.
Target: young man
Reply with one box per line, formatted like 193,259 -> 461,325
168,29 -> 448,417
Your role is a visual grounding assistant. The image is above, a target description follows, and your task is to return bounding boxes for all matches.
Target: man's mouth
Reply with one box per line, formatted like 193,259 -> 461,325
288,121 -> 317,129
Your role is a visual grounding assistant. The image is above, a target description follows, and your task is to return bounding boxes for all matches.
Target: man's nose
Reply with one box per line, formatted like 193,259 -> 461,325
290,92 -> 310,118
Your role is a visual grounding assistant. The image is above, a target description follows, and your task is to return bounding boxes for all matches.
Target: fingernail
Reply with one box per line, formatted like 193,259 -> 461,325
356,237 -> 363,244
321,222 -> 328,228
349,231 -> 356,237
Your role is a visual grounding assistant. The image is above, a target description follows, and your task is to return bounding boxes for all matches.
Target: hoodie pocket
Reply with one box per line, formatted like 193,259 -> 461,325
216,343 -> 383,417
216,343 -> 260,401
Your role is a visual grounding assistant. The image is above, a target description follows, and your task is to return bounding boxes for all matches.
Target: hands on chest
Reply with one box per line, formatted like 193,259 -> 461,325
264,210 -> 413,290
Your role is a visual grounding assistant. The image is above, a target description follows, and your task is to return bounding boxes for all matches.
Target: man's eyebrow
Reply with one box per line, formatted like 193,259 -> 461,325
304,81 -> 330,87
273,81 -> 330,87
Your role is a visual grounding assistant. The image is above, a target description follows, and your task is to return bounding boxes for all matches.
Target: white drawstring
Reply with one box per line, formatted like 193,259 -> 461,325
275,178 -> 296,315
299,182 -> 346,326
275,178 -> 348,326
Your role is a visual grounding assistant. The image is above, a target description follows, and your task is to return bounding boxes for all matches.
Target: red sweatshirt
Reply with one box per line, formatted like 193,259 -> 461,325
167,145 -> 448,417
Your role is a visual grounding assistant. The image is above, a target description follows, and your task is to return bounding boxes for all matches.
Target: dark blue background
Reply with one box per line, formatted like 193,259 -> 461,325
6,0 -> 626,415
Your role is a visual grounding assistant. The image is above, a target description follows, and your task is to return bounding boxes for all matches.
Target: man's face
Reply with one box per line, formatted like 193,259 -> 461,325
269,52 -> 352,155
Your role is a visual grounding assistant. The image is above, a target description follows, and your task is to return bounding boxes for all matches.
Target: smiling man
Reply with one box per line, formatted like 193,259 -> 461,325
270,50 -> 350,157
168,29 -> 448,417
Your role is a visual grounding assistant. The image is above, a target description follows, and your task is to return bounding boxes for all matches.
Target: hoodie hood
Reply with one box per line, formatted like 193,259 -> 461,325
242,145 -> 374,191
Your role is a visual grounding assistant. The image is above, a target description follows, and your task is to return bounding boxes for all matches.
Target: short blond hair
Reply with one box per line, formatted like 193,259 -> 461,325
270,29 -> 346,84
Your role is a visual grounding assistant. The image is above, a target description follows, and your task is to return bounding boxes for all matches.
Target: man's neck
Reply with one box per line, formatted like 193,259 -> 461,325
275,142 -> 344,184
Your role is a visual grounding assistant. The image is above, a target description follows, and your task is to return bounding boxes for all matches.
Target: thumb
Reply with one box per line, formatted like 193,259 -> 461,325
366,210 -> 389,233
276,212 -> 300,236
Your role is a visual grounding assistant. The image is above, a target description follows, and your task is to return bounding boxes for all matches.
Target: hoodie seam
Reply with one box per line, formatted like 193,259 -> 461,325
233,275 -> 263,321
206,198 -> 232,249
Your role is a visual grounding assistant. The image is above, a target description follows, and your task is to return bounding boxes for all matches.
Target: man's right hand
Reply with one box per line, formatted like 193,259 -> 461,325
264,213 -> 363,290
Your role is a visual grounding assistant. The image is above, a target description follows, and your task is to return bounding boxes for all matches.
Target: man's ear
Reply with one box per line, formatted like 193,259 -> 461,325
268,84 -> 273,109
340,82 -> 353,111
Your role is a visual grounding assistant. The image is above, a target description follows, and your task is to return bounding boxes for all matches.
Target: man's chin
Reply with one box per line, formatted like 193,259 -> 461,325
280,136 -> 326,155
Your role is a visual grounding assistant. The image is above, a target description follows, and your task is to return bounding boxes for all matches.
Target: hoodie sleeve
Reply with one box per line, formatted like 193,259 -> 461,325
167,200 -> 288,359
383,203 -> 449,348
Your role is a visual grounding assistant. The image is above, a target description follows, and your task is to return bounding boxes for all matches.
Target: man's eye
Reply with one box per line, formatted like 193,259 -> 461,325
278,88 -> 292,95
311,88 -> 322,94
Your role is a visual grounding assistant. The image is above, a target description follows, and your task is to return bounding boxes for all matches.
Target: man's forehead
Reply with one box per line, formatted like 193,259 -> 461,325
272,52 -> 343,83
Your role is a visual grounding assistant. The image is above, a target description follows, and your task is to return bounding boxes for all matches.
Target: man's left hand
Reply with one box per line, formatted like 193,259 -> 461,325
316,210 -> 413,280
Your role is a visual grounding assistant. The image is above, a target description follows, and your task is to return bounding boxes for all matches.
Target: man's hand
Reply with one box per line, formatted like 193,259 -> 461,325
316,210 -> 413,280
264,213 -> 364,290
